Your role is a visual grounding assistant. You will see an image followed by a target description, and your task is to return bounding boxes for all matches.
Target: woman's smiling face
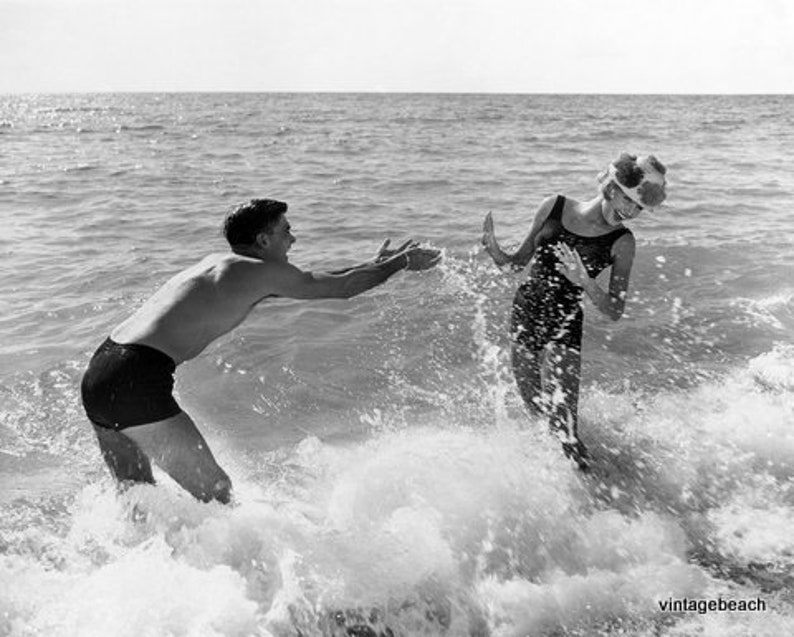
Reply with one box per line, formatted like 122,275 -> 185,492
603,183 -> 643,225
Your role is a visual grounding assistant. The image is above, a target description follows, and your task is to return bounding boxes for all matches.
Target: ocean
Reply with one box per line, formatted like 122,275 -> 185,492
0,93 -> 793,636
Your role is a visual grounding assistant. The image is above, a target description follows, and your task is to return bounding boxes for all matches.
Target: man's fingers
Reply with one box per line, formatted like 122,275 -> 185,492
396,239 -> 417,252
413,247 -> 442,265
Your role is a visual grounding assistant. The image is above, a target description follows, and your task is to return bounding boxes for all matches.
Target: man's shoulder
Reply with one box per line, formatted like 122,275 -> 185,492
200,252 -> 255,267
208,253 -> 308,296
200,252 -> 276,275
217,253 -> 300,275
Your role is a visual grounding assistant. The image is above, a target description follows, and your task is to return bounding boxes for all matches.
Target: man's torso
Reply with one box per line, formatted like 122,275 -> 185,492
111,253 -> 272,364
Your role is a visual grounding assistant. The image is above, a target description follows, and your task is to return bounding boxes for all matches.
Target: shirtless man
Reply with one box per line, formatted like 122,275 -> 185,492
80,198 -> 441,504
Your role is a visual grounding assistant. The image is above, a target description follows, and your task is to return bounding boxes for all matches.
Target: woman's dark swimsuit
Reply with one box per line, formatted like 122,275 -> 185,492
81,337 -> 182,431
511,195 -> 631,352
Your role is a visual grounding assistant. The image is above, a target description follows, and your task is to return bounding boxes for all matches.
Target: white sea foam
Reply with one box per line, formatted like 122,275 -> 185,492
4,351 -> 794,635
731,291 -> 794,332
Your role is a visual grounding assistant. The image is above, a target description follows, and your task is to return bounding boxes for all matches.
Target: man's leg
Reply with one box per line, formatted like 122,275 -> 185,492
93,423 -> 156,485
122,412 -> 233,504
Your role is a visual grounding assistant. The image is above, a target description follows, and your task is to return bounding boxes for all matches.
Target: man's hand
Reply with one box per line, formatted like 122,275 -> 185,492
404,245 -> 442,271
374,239 -> 418,263
375,238 -> 441,271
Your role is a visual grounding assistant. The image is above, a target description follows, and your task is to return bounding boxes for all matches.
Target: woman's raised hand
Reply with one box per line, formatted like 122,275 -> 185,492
552,243 -> 589,286
481,212 -> 497,252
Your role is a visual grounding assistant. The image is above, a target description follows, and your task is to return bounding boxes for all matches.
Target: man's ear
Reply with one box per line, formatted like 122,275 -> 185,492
255,231 -> 270,249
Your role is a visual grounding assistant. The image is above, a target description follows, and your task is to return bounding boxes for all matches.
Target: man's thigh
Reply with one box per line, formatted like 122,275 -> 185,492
122,411 -> 231,503
93,423 -> 155,484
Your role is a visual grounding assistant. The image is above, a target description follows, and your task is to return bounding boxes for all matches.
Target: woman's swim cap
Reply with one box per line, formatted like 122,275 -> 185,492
599,152 -> 667,210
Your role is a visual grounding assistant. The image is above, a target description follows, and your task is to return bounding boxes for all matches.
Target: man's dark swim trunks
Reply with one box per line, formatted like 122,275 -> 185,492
80,338 -> 182,431
511,195 -> 631,352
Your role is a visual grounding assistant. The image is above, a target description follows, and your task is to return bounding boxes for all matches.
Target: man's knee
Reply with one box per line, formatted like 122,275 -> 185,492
194,465 -> 232,504
202,473 -> 232,505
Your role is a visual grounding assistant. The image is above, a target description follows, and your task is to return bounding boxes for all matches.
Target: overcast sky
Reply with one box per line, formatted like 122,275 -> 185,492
1,0 -> 792,94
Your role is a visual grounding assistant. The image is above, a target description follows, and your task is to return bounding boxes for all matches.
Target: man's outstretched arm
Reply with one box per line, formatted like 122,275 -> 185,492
326,239 -> 419,276
234,243 -> 441,302
307,252 -> 410,299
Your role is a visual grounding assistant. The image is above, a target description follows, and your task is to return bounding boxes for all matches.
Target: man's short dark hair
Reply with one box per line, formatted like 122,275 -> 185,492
223,199 -> 288,247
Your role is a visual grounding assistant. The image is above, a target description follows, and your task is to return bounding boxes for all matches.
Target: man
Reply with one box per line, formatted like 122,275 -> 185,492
80,198 -> 441,504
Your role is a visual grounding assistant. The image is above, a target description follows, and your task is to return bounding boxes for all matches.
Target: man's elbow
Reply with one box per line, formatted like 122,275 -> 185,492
299,274 -> 358,300
338,285 -> 358,299
338,278 -> 366,299
339,270 -> 388,299
313,285 -> 355,300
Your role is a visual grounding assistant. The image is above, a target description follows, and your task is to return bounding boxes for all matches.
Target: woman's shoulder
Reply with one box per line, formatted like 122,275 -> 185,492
534,193 -> 566,220
611,230 -> 636,259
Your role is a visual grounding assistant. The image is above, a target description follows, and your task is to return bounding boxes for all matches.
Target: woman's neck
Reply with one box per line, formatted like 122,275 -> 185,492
577,195 -> 614,230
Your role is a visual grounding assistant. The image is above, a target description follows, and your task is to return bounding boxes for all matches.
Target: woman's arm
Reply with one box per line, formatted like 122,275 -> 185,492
553,233 -> 636,321
482,196 -> 556,271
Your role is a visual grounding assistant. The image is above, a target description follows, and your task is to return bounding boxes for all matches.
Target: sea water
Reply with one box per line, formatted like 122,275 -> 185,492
0,93 -> 793,636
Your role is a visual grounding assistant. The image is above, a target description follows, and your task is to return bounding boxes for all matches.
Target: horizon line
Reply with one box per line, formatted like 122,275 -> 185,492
2,90 -> 793,97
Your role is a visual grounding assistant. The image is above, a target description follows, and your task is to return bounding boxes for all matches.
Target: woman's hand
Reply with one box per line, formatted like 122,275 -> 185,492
553,243 -> 589,286
481,212 -> 497,254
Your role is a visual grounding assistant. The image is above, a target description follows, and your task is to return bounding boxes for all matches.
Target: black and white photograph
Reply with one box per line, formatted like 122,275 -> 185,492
1,1 -> 793,635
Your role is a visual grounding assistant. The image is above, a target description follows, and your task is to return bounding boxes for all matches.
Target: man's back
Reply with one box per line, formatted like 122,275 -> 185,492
111,253 -> 266,364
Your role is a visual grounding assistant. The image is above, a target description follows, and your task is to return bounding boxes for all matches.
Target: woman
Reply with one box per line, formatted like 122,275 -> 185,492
481,153 -> 667,469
